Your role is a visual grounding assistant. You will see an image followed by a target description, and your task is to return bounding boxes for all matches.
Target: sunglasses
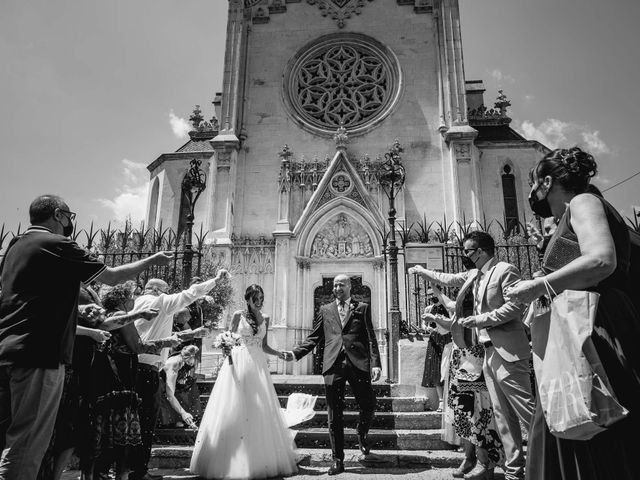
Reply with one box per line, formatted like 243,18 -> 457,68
59,209 -> 77,221
462,248 -> 479,255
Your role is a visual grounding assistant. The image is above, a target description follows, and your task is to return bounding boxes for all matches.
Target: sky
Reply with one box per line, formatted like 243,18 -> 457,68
0,0 -> 638,233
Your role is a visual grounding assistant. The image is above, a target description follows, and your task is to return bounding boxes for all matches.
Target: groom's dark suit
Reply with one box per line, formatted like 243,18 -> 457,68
293,300 -> 381,461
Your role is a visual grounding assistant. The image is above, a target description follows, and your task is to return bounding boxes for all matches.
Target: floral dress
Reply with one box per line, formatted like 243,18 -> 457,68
443,343 -> 505,466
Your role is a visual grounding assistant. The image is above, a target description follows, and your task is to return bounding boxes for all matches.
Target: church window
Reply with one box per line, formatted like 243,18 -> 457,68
283,33 -> 402,136
148,177 -> 159,229
501,164 -> 520,235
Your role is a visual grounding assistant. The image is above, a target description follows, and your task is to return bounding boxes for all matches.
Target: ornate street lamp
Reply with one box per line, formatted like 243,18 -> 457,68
376,140 -> 406,383
181,158 -> 207,286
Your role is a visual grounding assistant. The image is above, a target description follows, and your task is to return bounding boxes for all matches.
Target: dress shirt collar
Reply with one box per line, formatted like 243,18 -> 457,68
479,256 -> 497,276
336,297 -> 351,307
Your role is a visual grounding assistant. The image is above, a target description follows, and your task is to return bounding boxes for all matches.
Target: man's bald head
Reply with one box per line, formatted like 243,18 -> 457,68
145,278 -> 169,296
332,274 -> 352,301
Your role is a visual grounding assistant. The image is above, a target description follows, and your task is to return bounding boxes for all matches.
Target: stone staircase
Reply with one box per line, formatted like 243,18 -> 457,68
151,375 -> 463,469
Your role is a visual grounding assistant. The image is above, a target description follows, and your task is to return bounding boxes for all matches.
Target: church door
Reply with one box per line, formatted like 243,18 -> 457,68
312,276 -> 372,374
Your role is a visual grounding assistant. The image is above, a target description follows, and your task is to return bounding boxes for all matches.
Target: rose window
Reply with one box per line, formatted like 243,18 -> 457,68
284,33 -> 402,136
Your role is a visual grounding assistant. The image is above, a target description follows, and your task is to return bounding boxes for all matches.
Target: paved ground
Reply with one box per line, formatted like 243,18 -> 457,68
61,466 -> 506,479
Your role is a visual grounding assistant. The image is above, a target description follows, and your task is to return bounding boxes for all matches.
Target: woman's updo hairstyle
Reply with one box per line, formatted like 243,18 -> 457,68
534,146 -> 598,194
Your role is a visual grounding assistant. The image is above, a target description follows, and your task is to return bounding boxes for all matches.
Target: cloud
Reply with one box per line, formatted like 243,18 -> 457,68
169,110 -> 190,138
489,68 -> 515,84
581,130 -> 611,155
517,118 -> 611,155
98,159 -> 149,223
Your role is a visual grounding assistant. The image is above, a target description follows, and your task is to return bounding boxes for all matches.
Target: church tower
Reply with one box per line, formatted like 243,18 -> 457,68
146,0 -> 547,376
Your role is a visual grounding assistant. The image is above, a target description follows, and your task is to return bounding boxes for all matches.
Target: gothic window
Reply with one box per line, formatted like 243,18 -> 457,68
501,164 -> 520,235
147,177 -> 159,229
283,33 -> 402,136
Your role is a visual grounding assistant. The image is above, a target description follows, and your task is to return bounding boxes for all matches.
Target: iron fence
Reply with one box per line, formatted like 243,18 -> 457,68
0,221 -> 207,291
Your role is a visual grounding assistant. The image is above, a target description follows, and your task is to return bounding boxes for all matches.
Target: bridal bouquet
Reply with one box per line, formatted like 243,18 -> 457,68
213,331 -> 241,365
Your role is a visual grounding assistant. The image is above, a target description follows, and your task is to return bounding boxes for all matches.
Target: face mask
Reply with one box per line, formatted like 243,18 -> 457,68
528,182 -> 553,218
58,218 -> 74,237
461,256 -> 476,271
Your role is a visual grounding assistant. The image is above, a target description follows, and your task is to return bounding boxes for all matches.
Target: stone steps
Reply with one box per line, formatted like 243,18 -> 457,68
155,427 -> 454,451
153,376 -> 456,470
198,394 -> 429,412
149,446 -> 465,470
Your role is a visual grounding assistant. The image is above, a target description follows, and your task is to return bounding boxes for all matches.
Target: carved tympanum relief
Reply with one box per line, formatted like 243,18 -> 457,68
310,213 -> 374,259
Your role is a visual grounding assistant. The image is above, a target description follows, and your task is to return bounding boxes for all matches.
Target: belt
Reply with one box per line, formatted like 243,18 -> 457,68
482,341 -> 493,349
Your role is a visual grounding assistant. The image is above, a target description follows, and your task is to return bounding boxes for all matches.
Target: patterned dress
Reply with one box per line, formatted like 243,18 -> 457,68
443,343 -> 505,466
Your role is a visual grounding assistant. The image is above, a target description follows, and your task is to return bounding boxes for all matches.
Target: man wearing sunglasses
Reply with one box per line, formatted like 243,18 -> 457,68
409,231 -> 534,480
0,194 -> 173,480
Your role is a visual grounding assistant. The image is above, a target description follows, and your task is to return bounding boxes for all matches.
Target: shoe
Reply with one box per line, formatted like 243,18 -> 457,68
357,431 -> 370,455
452,458 -> 476,478
328,459 -> 345,475
463,463 -> 494,480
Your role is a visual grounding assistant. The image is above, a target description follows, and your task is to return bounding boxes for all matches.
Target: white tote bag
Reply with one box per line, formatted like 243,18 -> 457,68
532,282 -> 628,440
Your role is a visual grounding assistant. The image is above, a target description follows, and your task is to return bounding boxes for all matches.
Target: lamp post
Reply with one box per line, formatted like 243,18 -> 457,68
181,159 -> 207,286
376,140 -> 406,383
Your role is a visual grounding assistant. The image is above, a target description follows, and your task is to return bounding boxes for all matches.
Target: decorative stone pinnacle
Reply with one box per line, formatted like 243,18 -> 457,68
494,89 -> 512,116
279,144 -> 293,163
189,105 -> 205,130
334,123 -> 349,150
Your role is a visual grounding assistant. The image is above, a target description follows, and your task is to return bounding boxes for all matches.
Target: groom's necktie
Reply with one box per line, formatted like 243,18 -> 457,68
338,300 -> 347,326
474,271 -> 484,315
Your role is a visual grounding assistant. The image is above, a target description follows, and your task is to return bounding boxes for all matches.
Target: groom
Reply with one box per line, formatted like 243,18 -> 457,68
284,274 -> 381,475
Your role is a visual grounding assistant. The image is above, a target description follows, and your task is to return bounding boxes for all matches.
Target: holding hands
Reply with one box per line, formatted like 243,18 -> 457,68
280,351 -> 295,361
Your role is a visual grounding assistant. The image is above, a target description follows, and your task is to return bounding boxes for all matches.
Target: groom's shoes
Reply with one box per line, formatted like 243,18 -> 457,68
328,459 -> 345,475
357,431 -> 370,455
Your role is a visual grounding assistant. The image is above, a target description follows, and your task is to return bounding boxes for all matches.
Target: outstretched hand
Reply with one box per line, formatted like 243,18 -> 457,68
216,269 -> 230,280
152,251 -> 174,266
408,266 -> 426,276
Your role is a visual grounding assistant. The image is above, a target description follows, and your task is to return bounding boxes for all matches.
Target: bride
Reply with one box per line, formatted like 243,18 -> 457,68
190,284 -> 298,479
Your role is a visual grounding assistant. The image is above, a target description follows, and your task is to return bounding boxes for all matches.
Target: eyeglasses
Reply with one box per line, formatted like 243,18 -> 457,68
59,209 -> 77,221
462,248 -> 478,255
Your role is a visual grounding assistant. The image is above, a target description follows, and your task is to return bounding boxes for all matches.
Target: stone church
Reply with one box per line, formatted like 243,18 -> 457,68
144,0 -> 548,376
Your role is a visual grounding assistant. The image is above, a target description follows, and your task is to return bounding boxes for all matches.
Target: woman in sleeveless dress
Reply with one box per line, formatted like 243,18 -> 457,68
190,284 -> 298,480
507,147 -> 640,480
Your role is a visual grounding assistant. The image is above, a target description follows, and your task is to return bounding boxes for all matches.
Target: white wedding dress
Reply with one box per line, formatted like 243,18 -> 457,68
190,315 -> 298,479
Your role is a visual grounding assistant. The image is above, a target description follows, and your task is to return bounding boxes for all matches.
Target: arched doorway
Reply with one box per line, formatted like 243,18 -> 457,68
312,276 -> 372,374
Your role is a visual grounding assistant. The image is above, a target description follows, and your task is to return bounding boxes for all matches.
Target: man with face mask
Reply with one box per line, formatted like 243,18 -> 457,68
0,194 -> 173,480
409,231 -> 534,480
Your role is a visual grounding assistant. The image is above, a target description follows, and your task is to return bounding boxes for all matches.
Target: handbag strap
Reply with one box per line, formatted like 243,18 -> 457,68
541,277 -> 558,298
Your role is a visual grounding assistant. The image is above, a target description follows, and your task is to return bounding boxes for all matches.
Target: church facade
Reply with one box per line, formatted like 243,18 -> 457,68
145,0 -> 548,376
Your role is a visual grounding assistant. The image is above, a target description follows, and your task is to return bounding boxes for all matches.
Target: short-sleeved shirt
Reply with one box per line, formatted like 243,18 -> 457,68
0,226 -> 106,368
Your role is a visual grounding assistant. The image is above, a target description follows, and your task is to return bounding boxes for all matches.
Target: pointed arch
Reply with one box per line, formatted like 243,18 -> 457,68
147,177 -> 160,229
296,197 -> 383,258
